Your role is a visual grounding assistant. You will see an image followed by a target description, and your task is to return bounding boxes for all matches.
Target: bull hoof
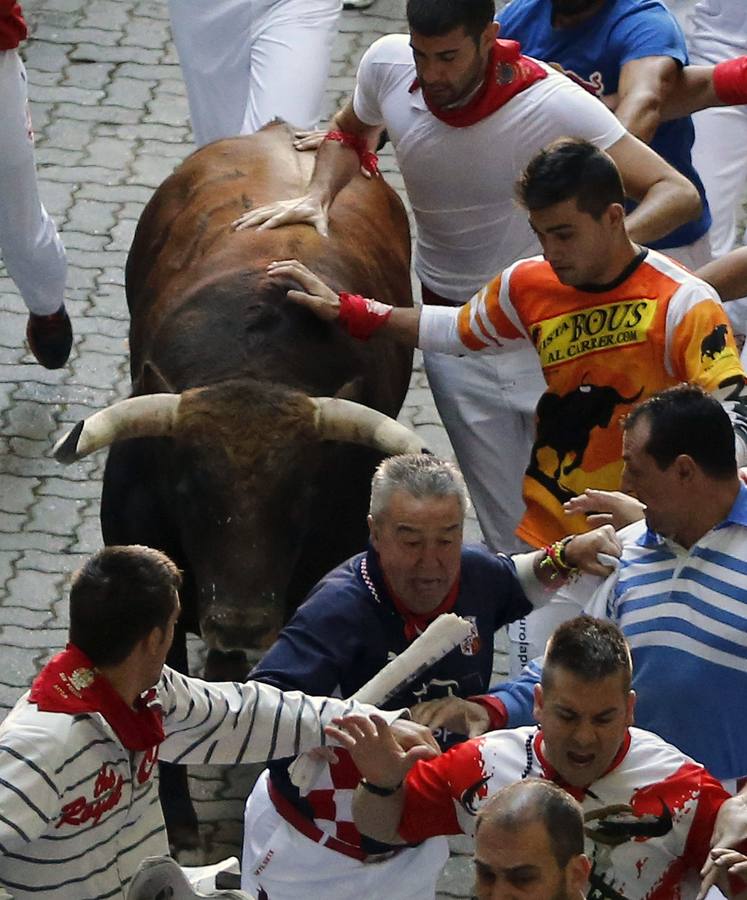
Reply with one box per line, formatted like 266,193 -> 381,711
204,648 -> 250,682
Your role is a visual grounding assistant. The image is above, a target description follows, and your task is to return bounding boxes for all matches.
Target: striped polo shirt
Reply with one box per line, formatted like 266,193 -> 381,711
591,485 -> 747,784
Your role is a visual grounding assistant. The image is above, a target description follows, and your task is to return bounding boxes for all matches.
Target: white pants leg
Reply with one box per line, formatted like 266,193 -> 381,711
0,50 -> 66,316
242,771 -> 449,900
691,105 -> 747,259
168,0 -> 341,146
246,0 -> 341,134
422,348 -> 544,555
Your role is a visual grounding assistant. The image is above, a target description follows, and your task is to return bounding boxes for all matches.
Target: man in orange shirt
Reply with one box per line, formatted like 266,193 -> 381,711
266,137 -> 747,664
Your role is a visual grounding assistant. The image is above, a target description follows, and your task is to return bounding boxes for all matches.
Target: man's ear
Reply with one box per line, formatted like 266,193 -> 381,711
673,454 -> 698,483
606,202 -> 626,229
626,690 -> 636,727
368,514 -> 379,549
533,683 -> 544,722
568,854 -> 592,892
482,20 -> 499,49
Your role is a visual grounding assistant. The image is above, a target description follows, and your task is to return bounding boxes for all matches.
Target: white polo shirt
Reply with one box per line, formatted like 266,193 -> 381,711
353,34 -> 627,301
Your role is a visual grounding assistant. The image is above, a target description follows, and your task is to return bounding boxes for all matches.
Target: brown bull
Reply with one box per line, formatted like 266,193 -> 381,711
53,122 -> 421,845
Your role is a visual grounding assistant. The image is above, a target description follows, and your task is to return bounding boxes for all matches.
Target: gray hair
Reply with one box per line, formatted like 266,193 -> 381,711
369,454 -> 470,519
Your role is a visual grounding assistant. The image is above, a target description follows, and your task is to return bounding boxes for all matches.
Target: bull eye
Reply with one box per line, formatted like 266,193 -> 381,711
579,385 -> 592,393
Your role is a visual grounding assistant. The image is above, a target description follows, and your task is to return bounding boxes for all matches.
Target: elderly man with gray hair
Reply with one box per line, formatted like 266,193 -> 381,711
240,454 -> 619,900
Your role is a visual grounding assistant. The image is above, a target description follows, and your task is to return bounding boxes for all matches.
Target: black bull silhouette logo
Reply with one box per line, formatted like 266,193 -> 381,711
700,323 -> 729,361
528,383 -> 644,501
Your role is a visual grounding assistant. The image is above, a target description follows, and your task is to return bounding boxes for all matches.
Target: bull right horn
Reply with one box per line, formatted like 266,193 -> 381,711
53,394 -> 181,463
310,397 -> 429,456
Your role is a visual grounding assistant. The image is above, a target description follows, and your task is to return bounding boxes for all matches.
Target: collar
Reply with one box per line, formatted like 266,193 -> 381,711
574,247 -> 648,294
361,548 -> 460,642
408,39 -> 547,127
533,729 -> 632,802
29,644 -> 165,750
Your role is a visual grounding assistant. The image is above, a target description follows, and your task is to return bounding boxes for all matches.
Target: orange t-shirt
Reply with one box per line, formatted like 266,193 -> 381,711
457,249 -> 745,547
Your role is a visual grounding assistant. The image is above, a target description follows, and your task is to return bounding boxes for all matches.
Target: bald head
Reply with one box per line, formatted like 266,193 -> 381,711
474,781 -> 590,899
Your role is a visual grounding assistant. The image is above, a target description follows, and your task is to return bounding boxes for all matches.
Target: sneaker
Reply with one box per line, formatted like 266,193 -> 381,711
127,856 -> 255,900
26,304 -> 73,369
343,0 -> 375,8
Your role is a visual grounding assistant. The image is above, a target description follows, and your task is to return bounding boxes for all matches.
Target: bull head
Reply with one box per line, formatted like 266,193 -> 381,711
54,392 -> 428,462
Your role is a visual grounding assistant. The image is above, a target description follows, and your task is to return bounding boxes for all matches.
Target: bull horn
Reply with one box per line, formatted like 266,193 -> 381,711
53,394 -> 181,463
310,397 -> 429,456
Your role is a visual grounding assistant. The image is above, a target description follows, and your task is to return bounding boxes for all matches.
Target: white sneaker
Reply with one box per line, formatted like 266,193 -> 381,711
127,856 -> 255,900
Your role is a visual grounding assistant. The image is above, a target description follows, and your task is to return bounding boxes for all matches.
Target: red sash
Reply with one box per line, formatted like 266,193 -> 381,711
29,644 -> 164,750
410,39 -> 547,128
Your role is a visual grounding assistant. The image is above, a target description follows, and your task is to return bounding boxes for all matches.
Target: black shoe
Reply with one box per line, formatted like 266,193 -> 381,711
26,304 -> 73,369
343,0 -> 375,8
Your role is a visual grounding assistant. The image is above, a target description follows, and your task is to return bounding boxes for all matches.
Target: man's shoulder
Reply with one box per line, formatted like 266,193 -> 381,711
362,33 -> 414,70
0,694 -> 80,762
621,726 -> 700,774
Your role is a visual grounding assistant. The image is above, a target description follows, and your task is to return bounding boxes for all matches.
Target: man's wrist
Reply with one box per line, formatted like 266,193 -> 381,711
359,777 -> 403,796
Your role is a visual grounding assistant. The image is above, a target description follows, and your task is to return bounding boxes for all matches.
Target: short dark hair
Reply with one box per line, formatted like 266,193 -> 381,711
517,138 -> 625,219
543,616 -> 632,693
407,0 -> 496,43
477,779 -> 584,868
69,546 -> 182,667
625,384 -> 737,479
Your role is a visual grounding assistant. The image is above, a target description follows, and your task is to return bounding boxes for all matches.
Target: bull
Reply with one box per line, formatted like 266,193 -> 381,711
53,121 -> 423,844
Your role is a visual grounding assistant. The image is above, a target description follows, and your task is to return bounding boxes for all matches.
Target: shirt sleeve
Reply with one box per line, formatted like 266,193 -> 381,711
536,65 -> 627,150
249,590 -> 365,695
665,283 -> 746,391
681,769 -> 730,874
157,667 -> 403,765
419,267 -> 531,355
398,739 -> 486,842
610,6 -> 688,69
352,37 -> 388,127
0,729 -> 63,850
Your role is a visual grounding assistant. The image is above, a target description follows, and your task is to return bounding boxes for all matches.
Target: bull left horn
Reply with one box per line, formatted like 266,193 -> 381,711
53,394 -> 181,463
310,398 -> 429,456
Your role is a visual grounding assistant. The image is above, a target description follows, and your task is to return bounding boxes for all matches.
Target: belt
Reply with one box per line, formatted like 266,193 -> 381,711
267,778 -> 399,865
420,284 -> 463,307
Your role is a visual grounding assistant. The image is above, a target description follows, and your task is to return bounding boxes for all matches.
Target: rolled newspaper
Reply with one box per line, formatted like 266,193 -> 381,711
289,612 -> 474,793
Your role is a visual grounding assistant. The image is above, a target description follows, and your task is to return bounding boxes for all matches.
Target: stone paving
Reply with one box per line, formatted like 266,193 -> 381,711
0,0 -> 729,896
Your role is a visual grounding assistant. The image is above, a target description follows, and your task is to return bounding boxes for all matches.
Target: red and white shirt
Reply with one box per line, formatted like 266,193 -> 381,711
399,726 -> 730,900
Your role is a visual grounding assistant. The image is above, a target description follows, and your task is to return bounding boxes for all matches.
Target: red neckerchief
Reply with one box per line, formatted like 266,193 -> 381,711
0,3 -> 27,51
534,729 -> 633,802
29,644 -> 165,751
387,577 -> 461,642
409,39 -> 547,128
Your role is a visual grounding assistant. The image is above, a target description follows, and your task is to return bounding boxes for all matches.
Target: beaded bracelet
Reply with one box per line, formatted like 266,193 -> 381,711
325,130 -> 380,176
538,535 -> 580,583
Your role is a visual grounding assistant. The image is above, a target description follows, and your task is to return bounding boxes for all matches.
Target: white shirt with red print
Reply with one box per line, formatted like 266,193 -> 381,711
398,725 -> 730,900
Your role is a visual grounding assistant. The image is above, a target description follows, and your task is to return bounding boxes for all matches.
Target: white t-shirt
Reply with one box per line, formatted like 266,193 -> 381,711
353,34 -> 626,301
686,0 -> 747,63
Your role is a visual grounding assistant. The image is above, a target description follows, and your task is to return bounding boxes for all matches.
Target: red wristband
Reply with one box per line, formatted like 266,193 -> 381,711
338,292 -> 393,340
325,130 -> 380,175
713,56 -> 747,106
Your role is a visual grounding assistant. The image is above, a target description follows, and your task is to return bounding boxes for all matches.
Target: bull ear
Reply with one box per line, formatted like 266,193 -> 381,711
334,377 -> 364,403
137,361 -> 176,395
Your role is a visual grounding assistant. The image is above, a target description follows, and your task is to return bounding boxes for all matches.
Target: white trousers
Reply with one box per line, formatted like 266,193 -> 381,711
422,347 -> 545,556
242,770 -> 450,900
0,50 -> 66,316
168,0 -> 342,147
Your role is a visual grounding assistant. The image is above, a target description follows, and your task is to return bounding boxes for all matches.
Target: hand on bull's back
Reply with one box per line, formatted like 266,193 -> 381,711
232,193 -> 329,235
267,259 -> 341,322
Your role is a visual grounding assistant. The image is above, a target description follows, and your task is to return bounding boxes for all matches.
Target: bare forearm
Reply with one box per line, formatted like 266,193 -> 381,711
382,307 -> 422,346
307,110 -> 381,206
659,65 -> 721,120
697,248 -> 747,302
615,92 -> 664,143
625,178 -> 701,244
352,783 -> 406,845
